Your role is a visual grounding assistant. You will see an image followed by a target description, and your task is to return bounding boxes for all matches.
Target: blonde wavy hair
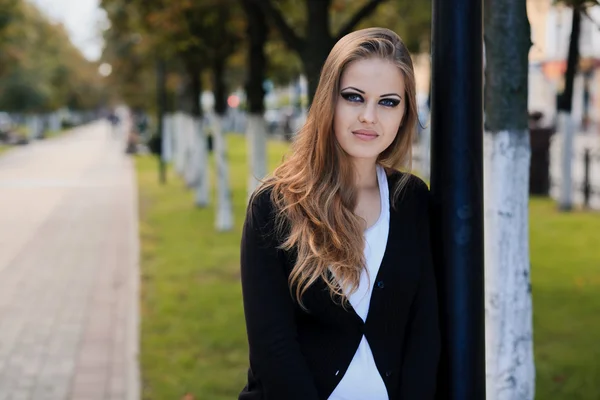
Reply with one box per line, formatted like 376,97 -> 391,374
253,27 -> 418,308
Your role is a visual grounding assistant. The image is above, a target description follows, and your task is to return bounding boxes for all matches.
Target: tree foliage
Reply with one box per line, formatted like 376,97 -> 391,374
97,0 -> 432,111
250,0 -> 431,102
100,0 -> 157,110
100,0 -> 246,114
0,0 -> 106,113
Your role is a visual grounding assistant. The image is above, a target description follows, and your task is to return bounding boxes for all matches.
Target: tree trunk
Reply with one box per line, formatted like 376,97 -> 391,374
483,131 -> 534,400
173,111 -> 188,177
213,59 -> 228,116
213,113 -> 234,231
156,58 -> 167,184
182,67 -> 200,188
162,113 -> 173,163
484,0 -> 534,399
194,115 -> 210,207
558,7 -> 580,114
186,65 -> 210,207
558,110 -> 575,210
242,0 -> 269,199
304,0 -> 334,103
558,7 -> 581,211
256,0 -> 385,105
303,46 -> 333,105
173,112 -> 186,176
183,114 -> 198,188
246,115 -> 268,198
213,57 -> 234,231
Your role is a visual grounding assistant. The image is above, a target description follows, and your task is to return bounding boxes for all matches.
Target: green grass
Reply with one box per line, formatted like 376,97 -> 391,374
530,198 -> 600,399
136,135 -> 600,399
43,129 -> 67,139
136,134 -> 288,400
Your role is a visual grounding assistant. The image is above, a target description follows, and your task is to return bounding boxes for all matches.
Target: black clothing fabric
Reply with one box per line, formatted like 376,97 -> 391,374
239,171 -> 440,400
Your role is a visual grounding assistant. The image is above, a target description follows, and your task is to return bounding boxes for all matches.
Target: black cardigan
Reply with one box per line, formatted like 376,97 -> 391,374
239,171 -> 440,400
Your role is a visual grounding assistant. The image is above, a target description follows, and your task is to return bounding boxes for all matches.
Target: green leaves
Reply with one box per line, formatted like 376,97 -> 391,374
0,0 -> 105,112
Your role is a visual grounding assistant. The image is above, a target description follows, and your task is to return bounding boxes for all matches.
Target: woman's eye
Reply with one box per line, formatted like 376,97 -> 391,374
380,98 -> 400,108
341,92 -> 363,102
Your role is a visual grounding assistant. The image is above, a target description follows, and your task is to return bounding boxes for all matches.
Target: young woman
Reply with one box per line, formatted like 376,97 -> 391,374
239,27 -> 440,400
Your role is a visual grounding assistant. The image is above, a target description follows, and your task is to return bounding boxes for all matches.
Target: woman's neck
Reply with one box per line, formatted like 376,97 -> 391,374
353,159 -> 378,191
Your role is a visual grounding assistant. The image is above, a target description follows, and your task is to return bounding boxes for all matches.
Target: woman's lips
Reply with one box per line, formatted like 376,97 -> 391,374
352,130 -> 379,141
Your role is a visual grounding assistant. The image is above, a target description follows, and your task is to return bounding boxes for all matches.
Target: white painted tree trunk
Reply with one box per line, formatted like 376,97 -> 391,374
558,111 -> 575,210
30,115 -> 43,140
194,117 -> 210,207
484,130 -> 535,400
172,113 -> 181,173
213,115 -> 234,231
246,114 -> 268,200
49,112 -> 61,132
183,115 -> 198,188
174,112 -> 186,177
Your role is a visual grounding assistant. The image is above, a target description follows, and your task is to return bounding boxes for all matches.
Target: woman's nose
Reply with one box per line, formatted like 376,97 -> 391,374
358,103 -> 377,124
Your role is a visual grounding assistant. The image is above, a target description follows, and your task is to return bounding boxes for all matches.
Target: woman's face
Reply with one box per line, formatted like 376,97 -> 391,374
334,57 -> 406,165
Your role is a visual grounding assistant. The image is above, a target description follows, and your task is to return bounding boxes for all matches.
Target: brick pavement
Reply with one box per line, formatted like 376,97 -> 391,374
0,122 -> 140,400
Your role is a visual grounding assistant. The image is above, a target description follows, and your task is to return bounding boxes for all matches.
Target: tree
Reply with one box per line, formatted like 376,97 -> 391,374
100,0 -> 157,111
0,1 -> 106,113
0,0 -> 20,49
554,0 -> 599,211
356,0 -> 432,53
132,0 -> 213,203
241,0 -> 269,199
253,0 -> 388,102
207,4 -> 241,231
483,0 -> 535,399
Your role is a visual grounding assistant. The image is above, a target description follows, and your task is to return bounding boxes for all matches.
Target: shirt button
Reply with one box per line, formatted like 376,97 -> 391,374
376,280 -> 385,289
385,370 -> 393,377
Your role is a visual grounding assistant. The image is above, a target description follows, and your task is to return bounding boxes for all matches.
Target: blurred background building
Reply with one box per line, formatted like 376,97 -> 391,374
528,0 -> 600,131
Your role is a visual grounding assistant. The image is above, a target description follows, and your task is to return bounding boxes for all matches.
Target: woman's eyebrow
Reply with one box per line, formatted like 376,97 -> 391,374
340,86 -> 365,93
380,93 -> 401,98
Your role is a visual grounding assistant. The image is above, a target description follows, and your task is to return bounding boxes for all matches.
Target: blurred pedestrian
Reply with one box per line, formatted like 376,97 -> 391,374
107,110 -> 120,138
239,28 -> 440,400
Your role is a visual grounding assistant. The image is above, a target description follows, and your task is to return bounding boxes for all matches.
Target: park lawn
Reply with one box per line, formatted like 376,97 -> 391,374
136,134 -> 289,400
530,198 -> 600,399
136,135 -> 600,400
43,129 -> 67,139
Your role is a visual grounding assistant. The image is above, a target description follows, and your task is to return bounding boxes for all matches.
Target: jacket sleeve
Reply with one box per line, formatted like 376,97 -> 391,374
240,193 -> 320,400
400,184 -> 441,399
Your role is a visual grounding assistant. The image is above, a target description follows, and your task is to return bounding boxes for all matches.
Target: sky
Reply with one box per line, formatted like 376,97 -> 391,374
27,0 -> 107,61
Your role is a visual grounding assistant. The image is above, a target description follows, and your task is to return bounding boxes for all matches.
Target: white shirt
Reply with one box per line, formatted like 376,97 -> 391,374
328,164 -> 390,400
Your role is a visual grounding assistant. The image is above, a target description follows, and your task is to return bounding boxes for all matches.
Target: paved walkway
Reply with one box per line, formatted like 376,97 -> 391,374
0,122 -> 139,400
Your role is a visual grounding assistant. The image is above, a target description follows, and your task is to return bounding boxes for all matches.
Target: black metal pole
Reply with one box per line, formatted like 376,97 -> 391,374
156,57 -> 167,185
430,0 -> 485,399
